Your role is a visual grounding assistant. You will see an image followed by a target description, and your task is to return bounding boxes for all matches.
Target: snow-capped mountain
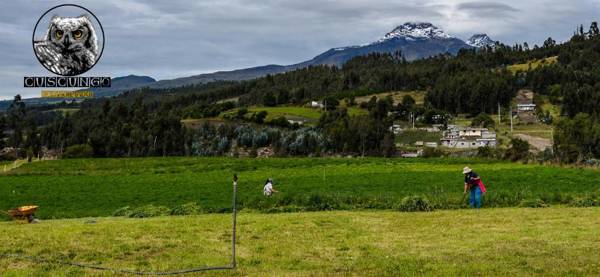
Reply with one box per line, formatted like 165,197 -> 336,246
298,22 -> 470,65
74,22 -> 496,96
379,22 -> 451,42
466,34 -> 496,48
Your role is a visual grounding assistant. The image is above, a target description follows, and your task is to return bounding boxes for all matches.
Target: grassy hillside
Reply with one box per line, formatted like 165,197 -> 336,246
354,91 -> 426,105
1,208 -> 599,276
506,56 -> 558,74
1,158 -> 599,219
220,106 -> 367,124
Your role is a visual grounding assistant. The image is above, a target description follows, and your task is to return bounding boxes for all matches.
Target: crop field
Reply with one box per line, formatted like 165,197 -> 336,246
1,157 -> 599,219
1,208 -> 599,276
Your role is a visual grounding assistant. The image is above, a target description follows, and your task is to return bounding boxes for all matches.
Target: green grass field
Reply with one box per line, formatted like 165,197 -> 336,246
49,108 -> 79,115
510,124 -> 554,140
354,91 -> 426,105
220,106 -> 367,124
1,208 -> 599,276
1,157 -> 599,219
507,56 -> 558,74
395,130 -> 442,145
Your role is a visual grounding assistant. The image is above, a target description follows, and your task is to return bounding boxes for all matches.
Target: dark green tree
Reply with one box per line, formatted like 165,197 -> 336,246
505,138 -> 531,161
471,113 -> 495,128
323,96 -> 339,111
263,91 -> 277,107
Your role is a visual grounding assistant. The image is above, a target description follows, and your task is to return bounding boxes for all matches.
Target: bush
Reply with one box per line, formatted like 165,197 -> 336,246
422,147 -> 444,158
63,144 -> 94,158
477,146 -> 502,159
519,199 -> 549,208
128,205 -> 170,218
171,202 -> 202,215
251,111 -> 268,124
396,195 -> 434,212
304,194 -> 341,211
236,108 -> 248,119
268,116 -> 291,128
568,197 -> 599,207
323,96 -> 339,111
471,113 -> 495,128
505,138 -> 530,161
536,148 -> 555,164
112,206 -> 131,216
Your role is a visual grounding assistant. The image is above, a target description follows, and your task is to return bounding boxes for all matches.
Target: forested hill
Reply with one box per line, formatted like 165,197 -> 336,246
2,23 -> 600,162
103,25 -> 585,117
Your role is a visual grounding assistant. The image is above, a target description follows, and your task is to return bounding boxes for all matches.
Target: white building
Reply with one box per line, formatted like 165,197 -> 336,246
516,89 -> 536,112
517,103 -> 536,112
441,127 -> 497,148
310,101 -> 324,109
425,142 -> 438,148
390,124 -> 403,134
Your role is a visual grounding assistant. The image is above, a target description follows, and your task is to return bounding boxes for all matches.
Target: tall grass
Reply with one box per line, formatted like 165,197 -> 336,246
1,157 -> 599,219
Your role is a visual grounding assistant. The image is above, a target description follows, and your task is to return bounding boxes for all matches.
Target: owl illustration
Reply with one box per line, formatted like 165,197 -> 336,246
34,15 -> 99,76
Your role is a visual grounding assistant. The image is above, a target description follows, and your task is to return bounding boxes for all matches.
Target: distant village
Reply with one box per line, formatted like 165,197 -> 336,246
391,89 -> 539,158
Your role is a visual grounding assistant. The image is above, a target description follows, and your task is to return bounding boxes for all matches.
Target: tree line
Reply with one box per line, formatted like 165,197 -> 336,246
2,22 -> 600,161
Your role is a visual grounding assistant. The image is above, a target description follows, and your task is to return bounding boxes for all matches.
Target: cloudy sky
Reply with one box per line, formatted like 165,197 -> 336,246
1,0 -> 599,99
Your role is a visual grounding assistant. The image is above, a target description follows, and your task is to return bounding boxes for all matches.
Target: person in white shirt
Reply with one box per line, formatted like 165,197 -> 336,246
263,178 -> 278,196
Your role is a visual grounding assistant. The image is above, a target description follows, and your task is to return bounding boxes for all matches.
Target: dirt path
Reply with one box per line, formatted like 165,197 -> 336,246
514,134 -> 552,151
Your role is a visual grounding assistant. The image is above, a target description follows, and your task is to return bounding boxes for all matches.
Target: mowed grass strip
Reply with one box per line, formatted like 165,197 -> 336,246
1,157 -> 599,219
0,208 -> 599,276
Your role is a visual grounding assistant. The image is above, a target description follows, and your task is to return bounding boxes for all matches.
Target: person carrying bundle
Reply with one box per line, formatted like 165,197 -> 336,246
463,167 -> 487,208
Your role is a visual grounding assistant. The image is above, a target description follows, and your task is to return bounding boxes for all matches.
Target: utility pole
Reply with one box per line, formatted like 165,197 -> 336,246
231,174 -> 238,269
498,102 -> 501,124
510,105 -> 514,133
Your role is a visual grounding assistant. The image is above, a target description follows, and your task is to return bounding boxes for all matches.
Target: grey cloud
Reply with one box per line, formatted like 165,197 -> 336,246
0,0 -> 598,99
456,2 -> 519,18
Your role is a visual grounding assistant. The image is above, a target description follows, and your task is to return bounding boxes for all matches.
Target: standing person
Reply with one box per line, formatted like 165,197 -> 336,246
463,167 -> 486,208
263,178 -> 278,197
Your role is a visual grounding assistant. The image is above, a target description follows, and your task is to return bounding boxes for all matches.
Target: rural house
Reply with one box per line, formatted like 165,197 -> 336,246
310,101 -> 324,109
515,89 -> 537,124
516,90 -> 536,112
440,125 -> 497,148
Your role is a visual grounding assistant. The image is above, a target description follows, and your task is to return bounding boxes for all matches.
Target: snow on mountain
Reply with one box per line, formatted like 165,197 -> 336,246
378,22 -> 452,42
74,22 -> 495,97
466,34 -> 496,48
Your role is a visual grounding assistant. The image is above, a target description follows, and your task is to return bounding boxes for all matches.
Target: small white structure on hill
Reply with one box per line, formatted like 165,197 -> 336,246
516,90 -> 536,112
425,142 -> 438,148
310,101 -> 324,109
390,124 -> 403,134
517,103 -> 536,112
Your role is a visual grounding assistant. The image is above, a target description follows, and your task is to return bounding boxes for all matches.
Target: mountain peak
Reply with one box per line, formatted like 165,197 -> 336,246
379,22 -> 451,42
466,34 -> 496,48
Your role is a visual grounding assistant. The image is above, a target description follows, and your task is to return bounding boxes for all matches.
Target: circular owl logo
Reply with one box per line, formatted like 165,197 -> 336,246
32,4 -> 105,76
